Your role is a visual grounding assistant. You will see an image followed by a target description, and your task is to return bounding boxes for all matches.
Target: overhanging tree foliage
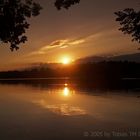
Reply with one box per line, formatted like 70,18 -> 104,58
115,8 -> 140,43
1,0 -> 139,51
0,0 -> 80,51
55,0 -> 80,10
0,0 -> 42,51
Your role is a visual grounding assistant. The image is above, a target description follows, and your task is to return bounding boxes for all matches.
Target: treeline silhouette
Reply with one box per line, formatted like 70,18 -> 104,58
0,61 -> 140,89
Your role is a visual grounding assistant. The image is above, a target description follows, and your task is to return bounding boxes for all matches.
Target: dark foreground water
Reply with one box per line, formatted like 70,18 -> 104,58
0,82 -> 140,140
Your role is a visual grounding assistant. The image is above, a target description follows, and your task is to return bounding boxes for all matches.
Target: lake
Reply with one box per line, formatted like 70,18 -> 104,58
0,82 -> 140,140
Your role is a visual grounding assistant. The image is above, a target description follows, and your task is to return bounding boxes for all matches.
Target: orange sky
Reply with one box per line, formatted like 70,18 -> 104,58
0,0 -> 139,71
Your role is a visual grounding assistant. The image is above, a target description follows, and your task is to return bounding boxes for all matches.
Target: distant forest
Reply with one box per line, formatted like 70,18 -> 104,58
0,61 -> 139,79
0,61 -> 140,89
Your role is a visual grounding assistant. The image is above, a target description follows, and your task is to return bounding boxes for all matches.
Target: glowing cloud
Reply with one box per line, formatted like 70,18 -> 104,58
28,38 -> 86,56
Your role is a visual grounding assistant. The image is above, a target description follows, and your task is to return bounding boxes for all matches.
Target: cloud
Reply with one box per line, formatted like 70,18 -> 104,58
28,38 -> 86,56
50,40 -> 68,46
27,30 -> 114,57
68,39 -> 85,45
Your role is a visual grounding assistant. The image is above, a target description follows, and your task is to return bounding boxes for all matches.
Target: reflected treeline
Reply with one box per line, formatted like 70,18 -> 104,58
0,61 -> 140,89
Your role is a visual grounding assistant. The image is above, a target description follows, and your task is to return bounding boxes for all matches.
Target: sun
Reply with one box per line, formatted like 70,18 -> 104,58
62,57 -> 71,65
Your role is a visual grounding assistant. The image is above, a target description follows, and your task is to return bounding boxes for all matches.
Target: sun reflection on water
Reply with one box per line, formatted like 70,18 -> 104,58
63,87 -> 70,97
32,85 -> 87,116
46,104 -> 86,116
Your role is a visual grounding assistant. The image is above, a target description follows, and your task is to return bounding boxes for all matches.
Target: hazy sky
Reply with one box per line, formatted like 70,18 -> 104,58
0,0 -> 139,70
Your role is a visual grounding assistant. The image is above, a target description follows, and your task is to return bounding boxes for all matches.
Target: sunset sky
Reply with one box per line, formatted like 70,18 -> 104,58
0,0 -> 139,71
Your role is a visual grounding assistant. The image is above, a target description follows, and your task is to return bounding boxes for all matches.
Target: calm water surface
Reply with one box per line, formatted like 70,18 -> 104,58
0,83 -> 140,140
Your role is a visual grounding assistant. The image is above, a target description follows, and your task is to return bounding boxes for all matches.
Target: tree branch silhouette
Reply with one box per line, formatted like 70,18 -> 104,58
55,0 -> 80,10
115,8 -> 140,43
0,0 -> 81,51
2,0 -> 139,52
0,0 -> 42,51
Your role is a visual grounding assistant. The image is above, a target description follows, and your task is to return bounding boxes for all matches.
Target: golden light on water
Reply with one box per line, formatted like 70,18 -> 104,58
63,87 -> 70,97
31,85 -> 87,116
